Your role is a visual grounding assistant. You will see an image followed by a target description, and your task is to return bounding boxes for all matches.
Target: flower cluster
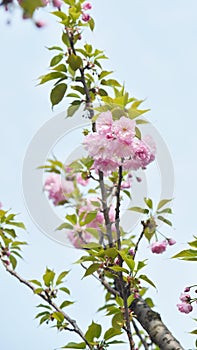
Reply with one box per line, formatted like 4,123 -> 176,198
177,286 -> 197,314
44,173 -> 74,205
83,111 -> 156,175
81,2 -> 92,22
177,292 -> 193,314
151,238 -> 176,254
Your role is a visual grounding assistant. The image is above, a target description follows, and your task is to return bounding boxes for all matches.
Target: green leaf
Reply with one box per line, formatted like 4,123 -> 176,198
112,312 -> 124,329
110,265 -> 129,274
85,322 -> 102,342
19,0 -> 45,17
62,342 -> 86,349
52,64 -> 67,72
157,215 -> 172,226
29,279 -> 42,287
172,249 -> 197,261
99,71 -> 113,79
43,268 -> 55,287
67,103 -> 81,117
50,54 -> 64,67
57,222 -> 73,230
62,32 -> 70,46
128,207 -> 149,214
144,197 -> 153,209
118,251 -> 135,271
8,221 -> 26,230
145,297 -> 154,308
56,270 -> 70,285
52,312 -> 64,323
67,54 -> 83,71
9,255 -> 17,269
34,288 -> 43,294
88,17 -> 95,31
104,327 -> 122,341
47,46 -> 63,51
127,294 -> 134,307
65,214 -> 77,225
101,79 -> 121,87
190,329 -> 197,335
80,211 -> 97,226
157,199 -> 172,211
115,295 -> 124,307
59,287 -> 71,294
50,83 -> 67,107
139,274 -> 156,288
83,263 -> 100,278
60,300 -> 74,309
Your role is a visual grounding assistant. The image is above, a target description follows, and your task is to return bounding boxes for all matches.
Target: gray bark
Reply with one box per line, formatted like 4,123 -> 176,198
131,298 -> 184,350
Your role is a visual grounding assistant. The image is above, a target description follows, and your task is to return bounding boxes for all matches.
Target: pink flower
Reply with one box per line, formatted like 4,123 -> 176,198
76,174 -> 89,186
82,12 -> 91,22
67,229 -> 92,248
94,158 -> 119,175
44,173 -> 74,205
151,240 -> 168,254
168,238 -> 176,246
129,248 -> 135,256
113,116 -> 135,145
177,302 -> 193,314
52,0 -> 62,8
82,2 -> 92,10
96,111 -> 113,134
179,293 -> 191,302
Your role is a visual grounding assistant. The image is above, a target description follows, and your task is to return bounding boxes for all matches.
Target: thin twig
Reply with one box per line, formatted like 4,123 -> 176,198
115,165 -> 123,250
132,318 -> 149,350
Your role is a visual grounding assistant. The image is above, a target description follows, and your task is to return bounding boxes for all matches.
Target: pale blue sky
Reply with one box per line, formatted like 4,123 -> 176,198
0,1 -> 197,349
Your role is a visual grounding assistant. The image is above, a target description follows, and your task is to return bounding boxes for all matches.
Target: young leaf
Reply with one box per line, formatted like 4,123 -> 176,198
83,263 -> 100,278
56,270 -> 70,285
139,274 -> 156,288
157,198 -> 172,211
85,322 -> 102,342
62,342 -> 86,349
43,268 -> 55,287
128,207 -> 149,214
104,327 -> 122,341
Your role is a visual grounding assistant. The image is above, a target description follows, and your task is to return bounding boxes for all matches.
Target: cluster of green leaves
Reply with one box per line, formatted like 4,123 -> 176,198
129,197 -> 173,242
31,268 -> 73,328
63,321 -> 124,349
0,209 -> 26,269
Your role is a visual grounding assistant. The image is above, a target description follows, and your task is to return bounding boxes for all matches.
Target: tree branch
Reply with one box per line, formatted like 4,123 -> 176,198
130,297 -> 184,350
2,262 -> 93,350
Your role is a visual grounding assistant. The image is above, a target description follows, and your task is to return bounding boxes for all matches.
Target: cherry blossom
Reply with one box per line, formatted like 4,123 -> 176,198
151,240 -> 168,254
44,173 -> 74,205
177,302 -> 193,314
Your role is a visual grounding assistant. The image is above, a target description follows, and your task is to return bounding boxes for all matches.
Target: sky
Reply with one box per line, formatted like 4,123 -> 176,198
0,0 -> 197,349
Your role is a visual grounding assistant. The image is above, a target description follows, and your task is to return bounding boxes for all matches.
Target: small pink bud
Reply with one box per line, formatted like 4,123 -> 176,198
129,248 -> 135,256
114,257 -> 120,265
168,238 -> 176,246
81,12 -> 91,22
82,2 -> 92,10
52,0 -> 62,8
184,287 -> 190,292
35,20 -> 46,28
180,293 -> 190,302
6,251 -> 11,257
136,176 -> 142,182
4,260 -> 10,266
